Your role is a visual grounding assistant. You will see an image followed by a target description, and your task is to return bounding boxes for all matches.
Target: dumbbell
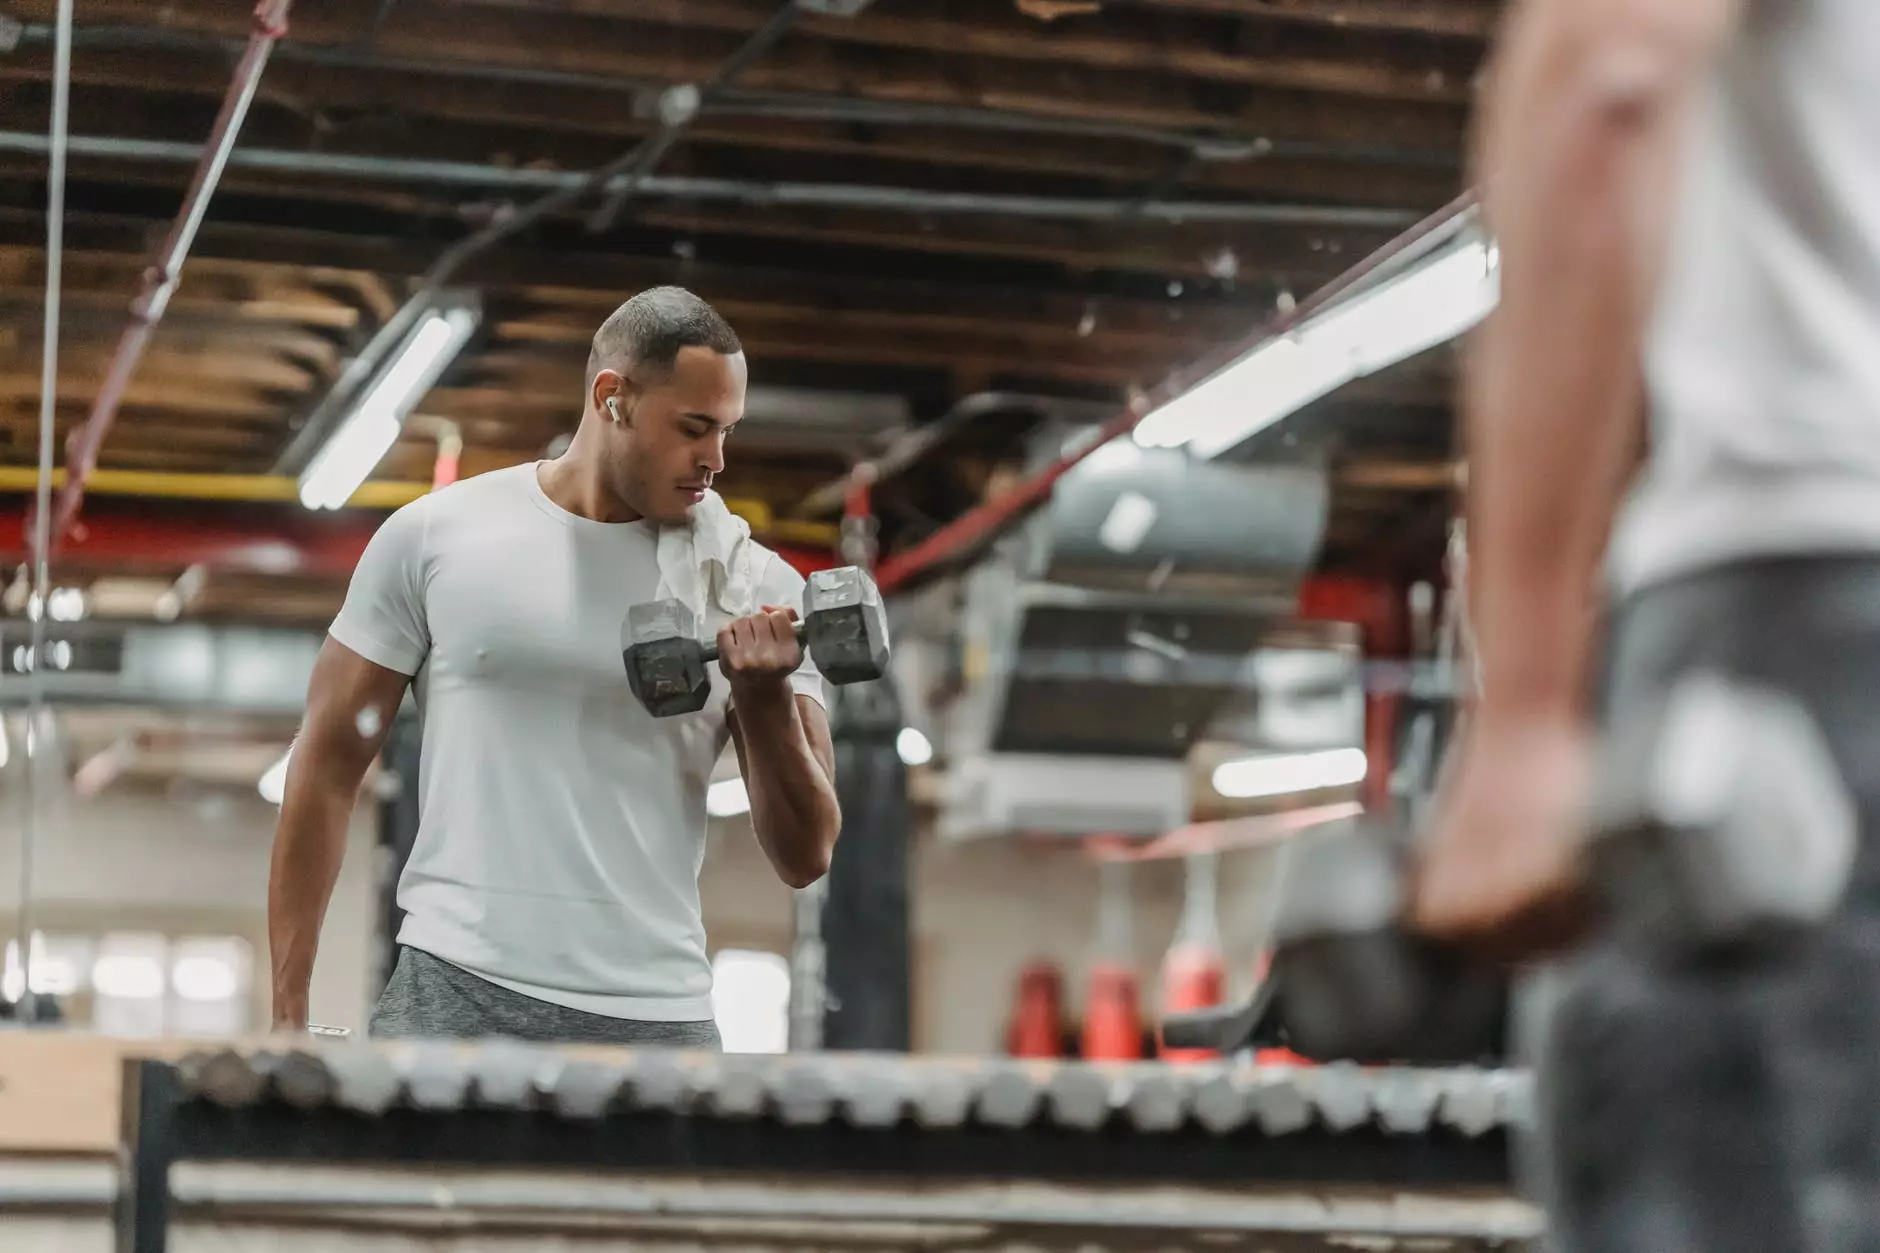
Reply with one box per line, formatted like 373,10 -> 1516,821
622,565 -> 891,717
1585,672 -> 1856,956
1199,672 -> 1856,1065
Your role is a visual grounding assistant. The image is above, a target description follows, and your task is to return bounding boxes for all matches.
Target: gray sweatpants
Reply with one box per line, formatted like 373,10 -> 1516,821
1533,555 -> 1880,1253
369,945 -> 722,1049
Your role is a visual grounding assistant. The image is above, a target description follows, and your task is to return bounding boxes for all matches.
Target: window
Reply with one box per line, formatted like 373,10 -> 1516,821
710,949 -> 791,1054
4,930 -> 253,1037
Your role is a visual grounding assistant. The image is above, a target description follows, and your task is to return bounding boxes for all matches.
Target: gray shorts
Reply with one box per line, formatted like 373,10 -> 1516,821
369,945 -> 722,1049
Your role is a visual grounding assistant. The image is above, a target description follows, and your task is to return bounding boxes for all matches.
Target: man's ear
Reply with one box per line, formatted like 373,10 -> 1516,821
591,368 -> 639,422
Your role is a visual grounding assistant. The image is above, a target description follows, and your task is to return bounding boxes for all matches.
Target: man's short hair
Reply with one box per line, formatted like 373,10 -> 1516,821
587,287 -> 742,384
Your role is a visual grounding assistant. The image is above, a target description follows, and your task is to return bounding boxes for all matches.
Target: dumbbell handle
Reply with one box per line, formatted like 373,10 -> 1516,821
698,618 -> 808,665
1159,981 -> 1276,1052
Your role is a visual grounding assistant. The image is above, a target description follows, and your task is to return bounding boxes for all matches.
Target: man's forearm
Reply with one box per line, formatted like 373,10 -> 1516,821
1468,10 -> 1706,719
267,779 -> 355,1026
732,683 -> 840,888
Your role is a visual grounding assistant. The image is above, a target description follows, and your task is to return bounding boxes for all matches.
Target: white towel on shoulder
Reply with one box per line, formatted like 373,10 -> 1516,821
653,489 -> 760,635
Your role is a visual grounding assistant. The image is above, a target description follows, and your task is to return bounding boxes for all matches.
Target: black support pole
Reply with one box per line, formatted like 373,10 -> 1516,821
372,711 -> 422,1004
819,679 -> 913,1051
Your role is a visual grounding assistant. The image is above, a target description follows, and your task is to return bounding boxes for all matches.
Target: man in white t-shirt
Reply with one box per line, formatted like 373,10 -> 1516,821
1409,1 -> 1880,1248
266,287 -> 840,1047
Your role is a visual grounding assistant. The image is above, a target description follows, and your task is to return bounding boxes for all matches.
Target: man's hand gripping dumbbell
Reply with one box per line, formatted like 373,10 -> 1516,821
623,564 -> 891,717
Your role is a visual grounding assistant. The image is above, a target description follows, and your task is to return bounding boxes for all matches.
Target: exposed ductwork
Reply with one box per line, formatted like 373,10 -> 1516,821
935,435 -> 1331,841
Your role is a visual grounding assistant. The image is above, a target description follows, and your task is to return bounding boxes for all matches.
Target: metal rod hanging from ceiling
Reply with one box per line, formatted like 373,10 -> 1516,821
16,0 -> 74,1029
43,0 -> 294,547
869,191 -> 1481,595
0,132 -> 1420,230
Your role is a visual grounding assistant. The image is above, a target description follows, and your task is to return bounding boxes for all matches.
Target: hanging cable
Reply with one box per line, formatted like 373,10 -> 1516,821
44,0 -> 293,546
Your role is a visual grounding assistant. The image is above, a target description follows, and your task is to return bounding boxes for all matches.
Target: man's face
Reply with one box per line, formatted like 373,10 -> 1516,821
598,346 -> 747,524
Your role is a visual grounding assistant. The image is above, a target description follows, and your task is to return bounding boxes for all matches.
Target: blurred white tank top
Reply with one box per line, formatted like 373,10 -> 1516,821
1609,0 -> 1880,592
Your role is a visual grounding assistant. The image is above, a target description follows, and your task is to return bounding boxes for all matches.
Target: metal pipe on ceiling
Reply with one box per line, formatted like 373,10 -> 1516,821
18,22 -> 1462,171
42,0 -> 294,547
0,132 -> 1421,230
16,0 -> 74,1030
868,192 -> 1479,596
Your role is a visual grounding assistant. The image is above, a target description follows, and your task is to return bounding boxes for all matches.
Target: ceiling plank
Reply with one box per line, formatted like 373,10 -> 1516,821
6,1 -> 1470,152
1117,0 -> 1497,39
453,0 -> 1478,104
2,56 -> 1461,209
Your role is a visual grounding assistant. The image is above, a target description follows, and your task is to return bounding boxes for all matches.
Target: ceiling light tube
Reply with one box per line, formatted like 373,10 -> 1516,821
1134,230 -> 1498,459
1211,748 -> 1369,800
298,302 -> 479,510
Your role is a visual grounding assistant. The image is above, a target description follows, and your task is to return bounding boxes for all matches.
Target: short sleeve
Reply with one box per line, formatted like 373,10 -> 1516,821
753,550 -> 827,709
328,497 -> 432,676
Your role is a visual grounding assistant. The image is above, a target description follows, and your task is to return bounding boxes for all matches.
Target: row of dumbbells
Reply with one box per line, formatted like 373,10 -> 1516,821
1172,673 -> 1859,1064
174,1043 -> 1525,1139
622,565 -> 892,717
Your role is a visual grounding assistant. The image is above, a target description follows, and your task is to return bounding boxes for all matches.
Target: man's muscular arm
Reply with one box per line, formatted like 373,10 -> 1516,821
267,641 -> 409,1029
722,607 -> 841,889
1413,0 -> 1743,944
1468,0 -> 1741,721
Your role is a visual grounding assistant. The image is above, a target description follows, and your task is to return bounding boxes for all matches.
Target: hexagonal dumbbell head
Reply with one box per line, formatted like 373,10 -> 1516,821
623,599 -> 712,717
803,566 -> 890,687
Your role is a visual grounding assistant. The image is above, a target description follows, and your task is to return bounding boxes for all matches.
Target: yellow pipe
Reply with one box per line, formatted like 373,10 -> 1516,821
0,467 -> 838,547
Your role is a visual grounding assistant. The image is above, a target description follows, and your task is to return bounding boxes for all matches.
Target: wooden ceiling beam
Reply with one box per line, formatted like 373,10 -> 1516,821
0,242 -> 382,327
4,58 -> 1460,210
0,213 -> 1276,341
0,414 -> 278,456
7,1 -> 1469,152
0,375 -> 287,420
1119,0 -> 1497,39
0,343 -> 321,393
13,152 -> 1369,285
452,0 -> 1478,104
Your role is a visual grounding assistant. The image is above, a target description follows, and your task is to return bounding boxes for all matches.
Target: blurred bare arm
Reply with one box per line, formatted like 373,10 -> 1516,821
1466,0 -> 1741,722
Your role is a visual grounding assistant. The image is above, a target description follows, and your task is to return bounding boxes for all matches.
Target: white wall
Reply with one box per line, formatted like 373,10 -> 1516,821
0,786 -> 379,1033
1,785 -> 1285,1053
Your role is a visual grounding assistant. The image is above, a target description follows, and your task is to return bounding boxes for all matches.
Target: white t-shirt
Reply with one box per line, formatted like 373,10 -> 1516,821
328,463 -> 825,1021
1611,0 -> 1880,592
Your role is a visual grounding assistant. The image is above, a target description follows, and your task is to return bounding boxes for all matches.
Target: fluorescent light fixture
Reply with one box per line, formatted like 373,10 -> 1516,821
299,303 -> 479,510
1212,747 -> 1369,799
707,777 -> 751,818
1134,230 -> 1498,459
896,727 -> 933,767
258,746 -> 291,806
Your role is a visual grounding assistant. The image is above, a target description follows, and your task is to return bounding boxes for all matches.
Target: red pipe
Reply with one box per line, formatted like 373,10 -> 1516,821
42,0 -> 293,547
872,193 -> 1479,595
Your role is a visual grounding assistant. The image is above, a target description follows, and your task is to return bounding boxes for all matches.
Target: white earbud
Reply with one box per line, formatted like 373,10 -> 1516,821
606,396 -> 621,423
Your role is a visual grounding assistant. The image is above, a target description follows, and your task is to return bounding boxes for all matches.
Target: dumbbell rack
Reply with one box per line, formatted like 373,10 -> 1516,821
116,1044 -> 1532,1253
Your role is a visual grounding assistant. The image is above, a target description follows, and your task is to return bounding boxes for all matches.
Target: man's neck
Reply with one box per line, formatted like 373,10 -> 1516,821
537,422 -> 643,524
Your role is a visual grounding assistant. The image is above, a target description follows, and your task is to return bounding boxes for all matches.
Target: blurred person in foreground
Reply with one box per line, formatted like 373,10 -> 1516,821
1412,0 -> 1880,1249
